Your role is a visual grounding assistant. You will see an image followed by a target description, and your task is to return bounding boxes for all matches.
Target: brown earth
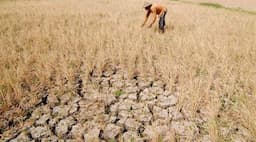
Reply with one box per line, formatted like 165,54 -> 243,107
1,66 -> 253,142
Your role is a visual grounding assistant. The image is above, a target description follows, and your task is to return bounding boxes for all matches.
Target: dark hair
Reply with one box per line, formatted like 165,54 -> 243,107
145,5 -> 152,10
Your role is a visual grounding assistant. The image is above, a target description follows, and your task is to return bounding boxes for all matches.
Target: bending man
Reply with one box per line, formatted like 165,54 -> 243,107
141,2 -> 168,33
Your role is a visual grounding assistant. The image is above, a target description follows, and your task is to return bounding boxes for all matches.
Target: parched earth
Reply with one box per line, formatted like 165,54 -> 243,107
0,67 -> 250,142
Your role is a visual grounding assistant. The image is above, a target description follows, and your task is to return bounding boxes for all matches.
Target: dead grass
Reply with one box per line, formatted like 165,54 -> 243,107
0,0 -> 256,140
170,0 -> 256,15
187,0 -> 256,11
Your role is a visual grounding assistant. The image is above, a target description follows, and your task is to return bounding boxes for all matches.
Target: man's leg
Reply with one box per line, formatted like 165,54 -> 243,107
159,16 -> 164,32
159,11 -> 167,33
163,12 -> 166,26
162,11 -> 167,32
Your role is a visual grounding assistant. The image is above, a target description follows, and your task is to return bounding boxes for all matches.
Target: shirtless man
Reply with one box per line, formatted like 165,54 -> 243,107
141,2 -> 167,33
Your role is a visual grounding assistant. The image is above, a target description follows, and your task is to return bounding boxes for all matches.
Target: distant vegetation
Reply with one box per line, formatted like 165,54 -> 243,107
199,2 -> 223,8
170,0 -> 256,15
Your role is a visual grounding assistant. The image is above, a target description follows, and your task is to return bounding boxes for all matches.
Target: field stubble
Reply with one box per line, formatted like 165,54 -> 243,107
0,0 -> 256,141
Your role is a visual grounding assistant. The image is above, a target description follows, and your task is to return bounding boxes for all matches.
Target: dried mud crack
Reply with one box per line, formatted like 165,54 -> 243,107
0,67 -> 236,142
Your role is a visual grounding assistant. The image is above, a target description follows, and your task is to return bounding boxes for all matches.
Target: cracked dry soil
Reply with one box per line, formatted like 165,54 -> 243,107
1,67 -> 218,142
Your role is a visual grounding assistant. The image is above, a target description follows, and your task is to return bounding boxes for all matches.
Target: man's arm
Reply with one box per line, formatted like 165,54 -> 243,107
148,11 -> 157,28
159,7 -> 167,17
141,11 -> 151,27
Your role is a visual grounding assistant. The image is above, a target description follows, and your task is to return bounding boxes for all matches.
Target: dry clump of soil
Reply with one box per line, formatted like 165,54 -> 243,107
0,67 -> 251,142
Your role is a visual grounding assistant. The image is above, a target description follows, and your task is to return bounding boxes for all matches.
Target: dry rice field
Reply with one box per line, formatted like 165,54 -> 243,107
0,0 -> 256,141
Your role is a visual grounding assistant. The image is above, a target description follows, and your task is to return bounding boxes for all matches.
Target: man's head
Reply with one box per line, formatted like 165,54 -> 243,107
143,2 -> 152,10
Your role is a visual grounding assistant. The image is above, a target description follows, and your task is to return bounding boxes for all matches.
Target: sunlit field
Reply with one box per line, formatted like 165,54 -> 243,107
0,0 -> 255,141
188,0 -> 256,11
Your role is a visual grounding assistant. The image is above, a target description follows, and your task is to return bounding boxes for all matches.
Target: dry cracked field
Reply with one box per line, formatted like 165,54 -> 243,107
0,0 -> 256,141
